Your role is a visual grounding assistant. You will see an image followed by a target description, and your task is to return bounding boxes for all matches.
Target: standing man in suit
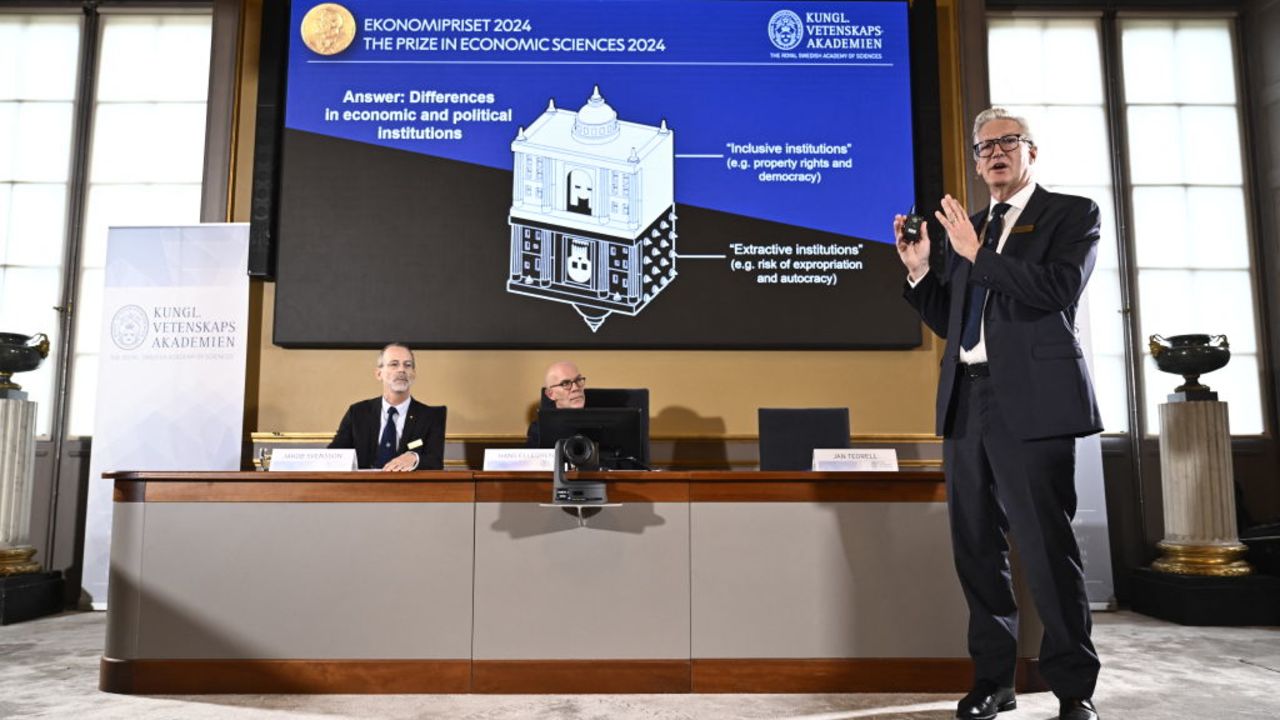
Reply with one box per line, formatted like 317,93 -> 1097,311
329,342 -> 446,470
894,108 -> 1103,720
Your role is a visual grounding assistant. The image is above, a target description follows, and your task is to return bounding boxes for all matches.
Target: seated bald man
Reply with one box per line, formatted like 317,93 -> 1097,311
329,342 -> 446,470
526,360 -> 586,447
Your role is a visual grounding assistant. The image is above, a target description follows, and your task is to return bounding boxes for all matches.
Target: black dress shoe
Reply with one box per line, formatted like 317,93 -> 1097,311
955,683 -> 1016,720
1059,698 -> 1100,720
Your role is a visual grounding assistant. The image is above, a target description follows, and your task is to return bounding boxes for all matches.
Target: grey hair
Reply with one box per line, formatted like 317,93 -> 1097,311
972,107 -> 1035,145
376,342 -> 414,366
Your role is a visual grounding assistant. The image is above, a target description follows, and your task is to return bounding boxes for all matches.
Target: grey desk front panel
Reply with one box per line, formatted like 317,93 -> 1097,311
105,502 -> 146,659
473,502 -> 690,659
111,502 -> 473,659
691,502 -> 968,658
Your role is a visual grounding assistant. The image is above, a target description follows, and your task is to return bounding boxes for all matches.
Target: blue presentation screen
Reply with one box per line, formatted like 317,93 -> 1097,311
272,0 -> 933,348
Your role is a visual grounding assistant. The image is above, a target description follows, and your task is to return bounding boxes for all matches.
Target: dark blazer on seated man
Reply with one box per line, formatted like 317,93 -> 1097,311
328,342 -> 447,470
330,396 -> 446,470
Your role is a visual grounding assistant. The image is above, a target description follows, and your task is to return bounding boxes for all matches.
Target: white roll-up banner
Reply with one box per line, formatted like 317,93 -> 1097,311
81,224 -> 249,609
1075,288 -> 1116,609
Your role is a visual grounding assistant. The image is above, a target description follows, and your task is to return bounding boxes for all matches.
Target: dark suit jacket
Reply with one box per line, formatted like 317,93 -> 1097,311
328,397 -> 447,469
904,185 -> 1103,440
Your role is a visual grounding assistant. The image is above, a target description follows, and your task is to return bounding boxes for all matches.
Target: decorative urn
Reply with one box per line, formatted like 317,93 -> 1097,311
1149,334 -> 1230,396
0,332 -> 50,398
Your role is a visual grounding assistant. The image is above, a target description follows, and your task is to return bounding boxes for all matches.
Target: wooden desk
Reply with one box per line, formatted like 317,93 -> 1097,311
101,470 -> 1044,694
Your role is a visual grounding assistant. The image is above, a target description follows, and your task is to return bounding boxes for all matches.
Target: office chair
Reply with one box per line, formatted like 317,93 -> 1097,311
757,407 -> 851,471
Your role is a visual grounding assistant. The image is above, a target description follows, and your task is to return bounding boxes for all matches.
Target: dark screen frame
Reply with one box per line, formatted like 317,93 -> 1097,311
538,406 -> 650,468
255,0 -> 945,349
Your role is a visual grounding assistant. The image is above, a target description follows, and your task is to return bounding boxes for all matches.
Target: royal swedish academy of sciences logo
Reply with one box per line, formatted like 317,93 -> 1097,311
110,305 -> 148,350
767,10 -> 804,51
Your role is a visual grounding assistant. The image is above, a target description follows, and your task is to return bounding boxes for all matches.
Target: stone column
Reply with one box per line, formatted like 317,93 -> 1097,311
0,397 -> 40,575
1153,399 -> 1251,576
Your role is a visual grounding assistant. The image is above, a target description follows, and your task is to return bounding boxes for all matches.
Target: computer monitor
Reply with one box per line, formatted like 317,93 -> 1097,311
538,407 -> 648,470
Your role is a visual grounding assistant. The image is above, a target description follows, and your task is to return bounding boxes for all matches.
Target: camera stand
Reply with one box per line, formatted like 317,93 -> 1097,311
539,503 -> 623,527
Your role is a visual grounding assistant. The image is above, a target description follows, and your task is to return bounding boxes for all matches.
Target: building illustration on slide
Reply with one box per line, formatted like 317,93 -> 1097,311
507,86 -> 677,332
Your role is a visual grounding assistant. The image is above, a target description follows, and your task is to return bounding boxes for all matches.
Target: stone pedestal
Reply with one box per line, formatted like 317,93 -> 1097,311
1153,399 -> 1251,576
0,571 -> 64,625
0,397 -> 39,576
1129,567 -> 1280,626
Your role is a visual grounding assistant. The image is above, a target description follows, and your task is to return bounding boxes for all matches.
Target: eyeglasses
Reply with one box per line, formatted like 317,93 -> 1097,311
549,375 -> 587,391
381,360 -> 415,370
972,133 -> 1033,158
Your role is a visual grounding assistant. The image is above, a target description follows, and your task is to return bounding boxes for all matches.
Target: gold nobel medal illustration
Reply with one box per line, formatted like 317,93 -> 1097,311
301,3 -> 356,56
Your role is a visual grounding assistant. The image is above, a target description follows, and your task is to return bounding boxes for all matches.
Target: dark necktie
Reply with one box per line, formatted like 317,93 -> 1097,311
376,406 -> 398,468
960,202 -> 1011,351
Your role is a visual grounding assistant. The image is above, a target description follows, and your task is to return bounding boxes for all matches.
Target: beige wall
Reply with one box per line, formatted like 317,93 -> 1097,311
232,0 -> 967,438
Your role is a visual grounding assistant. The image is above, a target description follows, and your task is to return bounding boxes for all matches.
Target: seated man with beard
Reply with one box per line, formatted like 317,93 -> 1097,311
329,342 -> 446,470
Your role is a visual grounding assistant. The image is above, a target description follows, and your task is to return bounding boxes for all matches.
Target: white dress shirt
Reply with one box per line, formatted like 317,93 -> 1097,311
959,182 -> 1037,364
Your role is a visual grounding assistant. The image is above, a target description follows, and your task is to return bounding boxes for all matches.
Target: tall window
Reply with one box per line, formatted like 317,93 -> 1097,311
1120,19 -> 1262,435
0,7 -> 211,439
988,14 -> 1264,436
0,16 -> 80,435
987,18 -> 1126,432
69,15 -> 211,436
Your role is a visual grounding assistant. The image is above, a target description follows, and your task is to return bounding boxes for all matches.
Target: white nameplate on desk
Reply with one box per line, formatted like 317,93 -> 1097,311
268,448 -> 357,471
483,448 -> 555,471
812,448 -> 899,472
